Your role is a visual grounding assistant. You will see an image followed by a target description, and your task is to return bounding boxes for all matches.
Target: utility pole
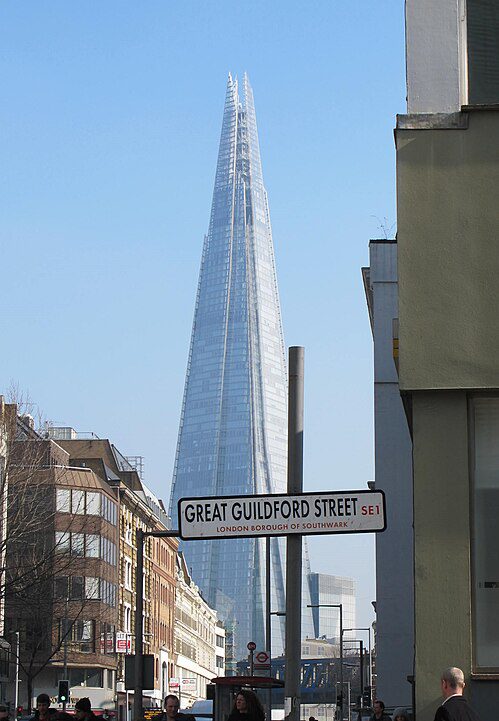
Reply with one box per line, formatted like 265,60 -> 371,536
134,529 -> 179,721
284,346 -> 304,721
308,604 -> 343,721
266,537 -> 272,721
14,631 -> 20,714
63,598 -> 69,711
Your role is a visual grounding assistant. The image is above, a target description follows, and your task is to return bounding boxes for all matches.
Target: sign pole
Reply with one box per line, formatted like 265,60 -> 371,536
134,530 -> 179,721
284,346 -> 304,721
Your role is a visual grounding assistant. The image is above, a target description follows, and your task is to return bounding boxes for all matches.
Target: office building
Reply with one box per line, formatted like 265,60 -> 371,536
363,242 -> 413,708
390,1 -> 499,717
169,74 -> 314,660
308,574 -> 356,644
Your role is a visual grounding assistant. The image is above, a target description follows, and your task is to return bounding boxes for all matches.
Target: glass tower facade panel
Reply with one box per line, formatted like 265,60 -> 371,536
308,573 -> 357,643
170,74 -> 314,660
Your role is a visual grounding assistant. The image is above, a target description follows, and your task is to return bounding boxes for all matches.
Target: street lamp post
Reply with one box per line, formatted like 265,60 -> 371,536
267,611 -> 286,721
134,529 -> 179,721
307,604 -> 343,721
342,628 -> 372,690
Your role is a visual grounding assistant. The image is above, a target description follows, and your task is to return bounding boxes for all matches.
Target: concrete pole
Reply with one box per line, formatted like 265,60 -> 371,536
339,607 -> 344,721
284,346 -> 304,721
266,536 -> 272,720
134,528 -> 144,721
63,598 -> 68,711
14,631 -> 20,713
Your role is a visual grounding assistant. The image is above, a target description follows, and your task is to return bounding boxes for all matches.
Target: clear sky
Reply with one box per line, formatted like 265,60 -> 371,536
1,1 -> 406,631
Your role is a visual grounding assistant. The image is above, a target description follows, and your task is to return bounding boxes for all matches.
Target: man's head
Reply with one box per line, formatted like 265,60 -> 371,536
36,695 -> 50,717
373,701 -> 385,718
164,696 -> 180,720
441,667 -> 465,698
75,698 -> 92,719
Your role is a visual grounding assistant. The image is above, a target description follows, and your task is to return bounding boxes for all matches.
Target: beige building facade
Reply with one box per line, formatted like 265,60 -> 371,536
396,2 -> 499,719
173,553 -> 224,708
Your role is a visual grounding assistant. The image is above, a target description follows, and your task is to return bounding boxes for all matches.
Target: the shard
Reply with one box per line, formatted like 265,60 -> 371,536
169,74 -> 313,661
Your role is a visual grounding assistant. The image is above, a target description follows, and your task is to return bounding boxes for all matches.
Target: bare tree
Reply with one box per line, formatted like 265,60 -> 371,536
1,392 -> 114,710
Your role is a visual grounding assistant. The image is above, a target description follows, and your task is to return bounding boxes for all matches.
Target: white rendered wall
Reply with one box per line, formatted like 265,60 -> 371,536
369,241 -> 414,708
405,0 -> 465,113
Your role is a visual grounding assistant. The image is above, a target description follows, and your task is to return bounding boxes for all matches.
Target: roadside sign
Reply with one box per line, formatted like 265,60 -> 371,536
247,641 -> 257,651
169,678 -> 179,691
116,632 -> 131,654
181,678 -> 196,693
256,651 -> 269,663
178,490 -> 386,540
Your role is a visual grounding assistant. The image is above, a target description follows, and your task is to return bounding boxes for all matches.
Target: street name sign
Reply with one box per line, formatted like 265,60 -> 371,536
178,490 -> 386,540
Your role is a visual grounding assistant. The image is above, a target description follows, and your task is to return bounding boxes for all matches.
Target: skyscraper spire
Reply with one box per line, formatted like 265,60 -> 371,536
169,75 -> 313,661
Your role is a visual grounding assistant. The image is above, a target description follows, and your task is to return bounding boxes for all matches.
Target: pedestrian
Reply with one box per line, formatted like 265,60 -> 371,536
0,706 -> 10,721
371,701 -> 391,721
227,690 -> 265,721
160,695 -> 190,721
29,694 -> 57,721
309,717 -> 319,721
74,699 -> 98,721
434,667 -> 481,721
392,709 -> 409,721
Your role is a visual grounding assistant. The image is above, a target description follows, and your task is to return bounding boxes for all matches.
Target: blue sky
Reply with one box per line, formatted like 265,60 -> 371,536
1,1 -> 406,630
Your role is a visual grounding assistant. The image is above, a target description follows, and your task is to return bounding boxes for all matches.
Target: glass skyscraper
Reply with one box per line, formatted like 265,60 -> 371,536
308,573 -> 356,643
169,74 -> 313,661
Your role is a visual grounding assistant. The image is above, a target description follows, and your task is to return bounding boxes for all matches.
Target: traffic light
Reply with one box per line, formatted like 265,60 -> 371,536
58,679 -> 70,704
362,688 -> 372,708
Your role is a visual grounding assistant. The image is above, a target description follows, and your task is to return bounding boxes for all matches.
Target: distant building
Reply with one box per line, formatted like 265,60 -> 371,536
362,242 -> 413,708
0,398 -> 17,704
54,435 -> 178,715
174,553 -> 224,707
5,434 -> 119,709
168,73 -> 313,661
308,573 -> 356,643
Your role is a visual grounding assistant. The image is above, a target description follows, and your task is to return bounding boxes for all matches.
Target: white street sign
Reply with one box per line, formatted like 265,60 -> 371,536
169,678 -> 180,690
181,678 -> 196,693
178,490 -> 386,540
115,632 -> 131,654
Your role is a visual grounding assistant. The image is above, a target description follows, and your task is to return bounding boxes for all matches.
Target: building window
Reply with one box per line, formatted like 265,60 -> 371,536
86,534 -> 100,558
85,577 -> 100,600
467,0 -> 499,105
471,397 -> 499,670
216,655 -> 224,669
87,491 -> 100,515
124,604 -> 131,633
72,489 -> 86,515
62,619 -> 95,653
55,488 -> 116,524
124,557 -> 132,590
64,668 -> 104,688
56,489 -> 71,513
71,576 -> 84,600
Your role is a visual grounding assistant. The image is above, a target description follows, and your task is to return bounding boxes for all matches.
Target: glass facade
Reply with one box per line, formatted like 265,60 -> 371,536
170,75 -> 313,660
308,573 -> 356,643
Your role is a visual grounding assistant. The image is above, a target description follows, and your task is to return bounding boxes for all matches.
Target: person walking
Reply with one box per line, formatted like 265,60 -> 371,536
392,709 -> 409,721
29,694 -> 57,721
227,690 -> 265,721
159,695 -> 190,721
74,699 -> 98,721
434,667 -> 481,721
371,701 -> 391,721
